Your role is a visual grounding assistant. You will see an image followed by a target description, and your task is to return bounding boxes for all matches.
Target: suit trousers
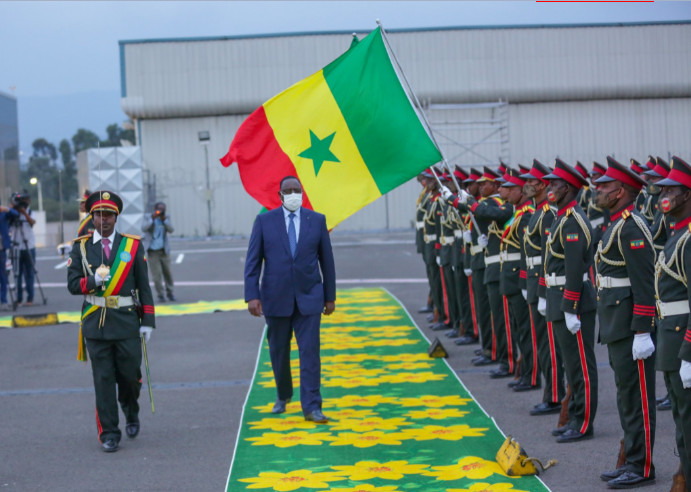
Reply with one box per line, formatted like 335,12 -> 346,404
608,337 -> 656,478
471,269 -> 493,356
552,310 -> 598,435
664,370 -> 691,487
147,249 -> 174,298
530,302 -> 565,404
266,303 -> 322,415
453,267 -> 475,338
86,337 -> 142,443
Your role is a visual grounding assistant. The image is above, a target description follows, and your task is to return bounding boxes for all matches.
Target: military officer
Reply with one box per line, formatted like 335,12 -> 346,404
541,159 -> 599,443
646,158 -> 672,256
499,168 -> 540,392
522,160 -> 566,415
67,191 -> 155,453
416,172 -> 434,315
76,189 -> 95,237
653,156 -> 691,491
589,161 -> 611,247
437,172 -> 460,333
593,157 -> 657,488
422,171 -> 447,329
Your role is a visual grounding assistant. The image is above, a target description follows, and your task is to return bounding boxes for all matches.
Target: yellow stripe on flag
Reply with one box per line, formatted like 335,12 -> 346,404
264,71 -> 381,228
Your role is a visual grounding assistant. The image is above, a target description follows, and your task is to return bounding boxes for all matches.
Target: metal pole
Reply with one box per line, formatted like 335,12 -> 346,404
58,170 -> 64,244
37,180 -> 43,212
203,145 -> 212,237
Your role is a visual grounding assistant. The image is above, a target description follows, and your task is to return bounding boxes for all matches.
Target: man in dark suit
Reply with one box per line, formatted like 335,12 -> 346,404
67,191 -> 155,453
245,176 -> 336,423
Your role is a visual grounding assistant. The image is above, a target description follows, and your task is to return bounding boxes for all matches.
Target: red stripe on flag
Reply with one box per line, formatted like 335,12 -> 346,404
221,106 -> 313,211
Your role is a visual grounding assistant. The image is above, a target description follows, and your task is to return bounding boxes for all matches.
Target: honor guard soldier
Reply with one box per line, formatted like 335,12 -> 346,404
67,191 -> 155,453
437,172 -> 460,334
593,157 -> 657,488
631,159 -> 649,218
415,172 -> 434,314
575,162 -> 592,211
499,168 -> 540,392
522,160 -> 566,415
645,157 -> 672,255
444,167 -> 514,375
654,156 -> 691,491
541,159 -> 599,443
588,161 -> 611,246
76,190 -> 95,237
423,171 -> 447,330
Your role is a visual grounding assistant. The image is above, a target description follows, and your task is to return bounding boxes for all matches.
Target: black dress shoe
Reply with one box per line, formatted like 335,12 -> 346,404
473,348 -> 484,356
489,368 -> 513,379
305,409 -> 329,423
556,428 -> 593,443
455,335 -> 478,346
472,355 -> 496,367
507,379 -> 520,388
551,425 -> 571,436
657,398 -> 672,411
530,402 -> 561,416
426,314 -> 435,323
655,394 -> 667,404
430,322 -> 449,331
167,294 -> 176,302
157,295 -> 166,303
600,466 -> 627,482
444,329 -> 460,339
271,398 -> 290,414
513,382 -> 541,392
125,422 -> 140,439
607,471 -> 655,489
102,439 -> 119,453
418,305 -> 433,313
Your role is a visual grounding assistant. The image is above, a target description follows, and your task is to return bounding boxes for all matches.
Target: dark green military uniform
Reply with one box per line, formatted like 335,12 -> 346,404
596,204 -> 657,478
423,190 -> 445,323
544,161 -> 598,440
415,187 -> 428,256
439,197 -> 459,328
448,201 -> 475,340
67,195 -> 155,445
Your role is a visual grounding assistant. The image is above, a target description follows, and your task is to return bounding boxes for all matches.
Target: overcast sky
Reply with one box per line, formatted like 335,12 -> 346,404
2,1 -> 690,98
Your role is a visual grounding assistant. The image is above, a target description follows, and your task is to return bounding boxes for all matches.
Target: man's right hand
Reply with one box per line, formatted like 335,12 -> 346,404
248,299 -> 263,317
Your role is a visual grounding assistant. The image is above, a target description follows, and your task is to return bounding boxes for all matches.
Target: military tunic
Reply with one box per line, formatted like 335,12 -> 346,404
67,232 -> 155,443
544,200 -> 598,435
449,206 -> 475,338
524,199 -> 565,404
654,216 -> 691,484
439,200 -> 459,327
595,204 -> 657,478
423,193 -> 445,321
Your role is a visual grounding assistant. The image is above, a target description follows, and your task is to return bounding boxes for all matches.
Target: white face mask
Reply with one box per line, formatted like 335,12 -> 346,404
282,193 -> 303,212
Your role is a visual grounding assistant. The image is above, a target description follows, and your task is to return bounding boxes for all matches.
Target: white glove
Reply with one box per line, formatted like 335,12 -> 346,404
521,289 -> 528,301
441,185 -> 453,201
462,230 -> 472,244
458,189 -> 470,204
632,333 -> 655,360
140,326 -> 153,342
94,272 -> 111,286
477,234 -> 488,248
463,268 -> 472,277
681,360 -> 691,389
435,256 -> 441,266
537,297 -> 547,316
564,312 -> 581,334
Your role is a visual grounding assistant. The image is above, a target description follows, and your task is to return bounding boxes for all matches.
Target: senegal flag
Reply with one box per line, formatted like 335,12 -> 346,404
220,27 -> 442,229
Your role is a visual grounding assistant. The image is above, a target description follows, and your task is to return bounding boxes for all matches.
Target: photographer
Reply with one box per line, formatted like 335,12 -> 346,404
142,202 -> 175,302
0,201 -> 19,310
10,191 -> 36,307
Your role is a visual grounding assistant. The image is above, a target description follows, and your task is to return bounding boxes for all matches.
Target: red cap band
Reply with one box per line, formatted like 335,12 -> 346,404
603,166 -> 644,190
553,167 -> 583,189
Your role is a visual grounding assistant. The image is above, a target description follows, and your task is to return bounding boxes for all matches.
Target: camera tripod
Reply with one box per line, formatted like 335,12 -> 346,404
9,218 -> 47,310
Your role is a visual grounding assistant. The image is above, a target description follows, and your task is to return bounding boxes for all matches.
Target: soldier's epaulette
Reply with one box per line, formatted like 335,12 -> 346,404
74,233 -> 93,243
542,203 -> 550,212
566,208 -> 573,216
121,233 -> 141,240
688,223 -> 691,234
621,209 -> 632,221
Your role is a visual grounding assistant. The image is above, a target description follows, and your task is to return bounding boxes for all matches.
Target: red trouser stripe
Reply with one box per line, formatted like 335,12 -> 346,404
503,296 -> 514,372
576,328 -> 592,434
95,407 -> 103,441
528,307 -> 539,386
547,321 -> 558,403
491,313 -> 497,361
440,266 -> 450,325
468,276 -> 478,337
637,359 -> 653,478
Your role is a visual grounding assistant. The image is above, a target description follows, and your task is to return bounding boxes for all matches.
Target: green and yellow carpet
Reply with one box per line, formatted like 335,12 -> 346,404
226,287 -> 550,492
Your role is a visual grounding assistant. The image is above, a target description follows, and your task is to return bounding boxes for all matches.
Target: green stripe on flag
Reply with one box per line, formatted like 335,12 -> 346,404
226,287 -> 550,492
323,28 -> 442,194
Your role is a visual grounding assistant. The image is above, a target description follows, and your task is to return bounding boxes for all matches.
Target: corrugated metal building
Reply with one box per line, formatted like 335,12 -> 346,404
119,21 -> 691,237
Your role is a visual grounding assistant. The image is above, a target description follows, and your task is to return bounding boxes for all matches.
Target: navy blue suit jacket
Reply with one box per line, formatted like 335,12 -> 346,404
244,207 -> 336,317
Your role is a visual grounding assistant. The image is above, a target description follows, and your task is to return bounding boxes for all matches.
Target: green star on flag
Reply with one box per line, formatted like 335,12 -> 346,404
299,130 -> 340,176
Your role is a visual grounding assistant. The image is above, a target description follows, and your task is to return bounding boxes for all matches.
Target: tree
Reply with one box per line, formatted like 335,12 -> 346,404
72,129 -> 100,154
59,138 -> 78,201
32,138 -> 57,161
102,123 -> 135,147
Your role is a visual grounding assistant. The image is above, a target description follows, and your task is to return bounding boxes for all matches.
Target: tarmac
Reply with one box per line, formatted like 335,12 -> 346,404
0,231 -> 679,491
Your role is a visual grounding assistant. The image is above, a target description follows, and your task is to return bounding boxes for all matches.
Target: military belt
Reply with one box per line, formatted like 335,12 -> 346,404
415,221 -> 425,230
544,272 -> 589,287
454,229 -> 464,238
423,234 -> 437,243
440,235 -> 455,245
470,245 -> 484,255
85,294 -> 135,309
526,255 -> 542,269
595,274 -> 631,289
590,217 -> 605,228
499,252 -> 521,263
485,254 -> 501,265
656,300 -> 690,319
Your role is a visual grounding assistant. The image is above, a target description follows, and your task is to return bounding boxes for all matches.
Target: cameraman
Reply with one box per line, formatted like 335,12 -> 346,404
0,201 -> 19,310
10,191 -> 36,307
142,202 -> 175,302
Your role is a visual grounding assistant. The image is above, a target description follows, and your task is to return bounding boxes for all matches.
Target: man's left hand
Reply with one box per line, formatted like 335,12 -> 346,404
323,301 -> 335,315
680,360 -> 691,389
140,326 -> 153,342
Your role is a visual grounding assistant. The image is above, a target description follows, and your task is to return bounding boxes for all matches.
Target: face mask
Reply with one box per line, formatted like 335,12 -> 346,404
547,190 -> 557,203
282,193 -> 303,212
594,187 -> 620,210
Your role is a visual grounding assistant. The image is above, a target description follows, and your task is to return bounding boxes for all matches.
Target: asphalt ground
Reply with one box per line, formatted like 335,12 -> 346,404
0,231 -> 679,491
